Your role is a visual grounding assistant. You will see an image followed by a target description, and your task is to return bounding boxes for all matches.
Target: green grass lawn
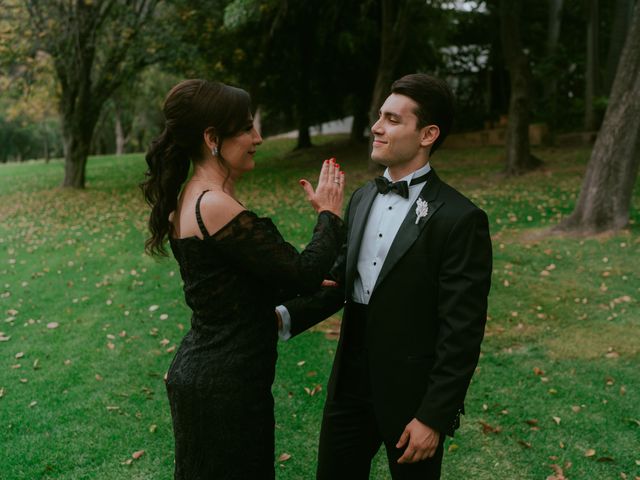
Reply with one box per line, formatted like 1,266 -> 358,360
1,135 -> 639,479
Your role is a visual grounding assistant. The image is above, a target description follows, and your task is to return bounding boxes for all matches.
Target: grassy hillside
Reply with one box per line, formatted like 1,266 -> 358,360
1,136 -> 638,479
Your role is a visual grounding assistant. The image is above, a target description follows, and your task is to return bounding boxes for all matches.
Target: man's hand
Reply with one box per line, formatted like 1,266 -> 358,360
395,418 -> 440,464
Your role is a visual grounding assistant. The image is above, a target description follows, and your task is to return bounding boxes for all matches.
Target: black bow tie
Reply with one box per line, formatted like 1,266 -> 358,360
374,171 -> 431,198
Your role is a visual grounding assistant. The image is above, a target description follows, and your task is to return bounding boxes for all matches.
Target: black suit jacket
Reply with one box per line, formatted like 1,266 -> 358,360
284,170 -> 492,441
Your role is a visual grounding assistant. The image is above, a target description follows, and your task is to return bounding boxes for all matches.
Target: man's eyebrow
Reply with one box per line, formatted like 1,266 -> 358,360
379,110 -> 402,120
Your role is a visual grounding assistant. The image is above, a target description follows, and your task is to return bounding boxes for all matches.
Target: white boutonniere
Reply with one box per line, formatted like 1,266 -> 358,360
415,197 -> 429,224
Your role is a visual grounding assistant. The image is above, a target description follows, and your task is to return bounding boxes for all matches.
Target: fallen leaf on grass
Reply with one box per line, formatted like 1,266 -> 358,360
132,450 -> 145,460
517,440 -> 532,448
448,443 -> 458,452
149,424 -> 157,433
296,360 -> 306,367
597,456 -> 614,462
585,448 -> 597,457
278,453 -> 291,462
552,416 -> 561,425
0,387 -> 4,398
478,420 -> 501,434
95,374 -> 103,381
29,400 -> 37,408
571,405 -> 581,413
46,322 -> 59,329
547,463 -> 566,480
15,352 -> 24,359
533,367 -> 545,376
304,385 -> 322,396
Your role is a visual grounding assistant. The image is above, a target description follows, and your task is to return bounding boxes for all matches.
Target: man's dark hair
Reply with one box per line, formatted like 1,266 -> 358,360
391,73 -> 454,155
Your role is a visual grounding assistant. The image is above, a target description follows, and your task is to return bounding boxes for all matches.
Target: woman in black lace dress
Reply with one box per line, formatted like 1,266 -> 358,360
140,80 -> 345,479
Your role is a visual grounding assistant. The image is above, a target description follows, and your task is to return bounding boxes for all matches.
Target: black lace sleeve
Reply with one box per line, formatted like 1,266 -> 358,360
212,210 -> 345,298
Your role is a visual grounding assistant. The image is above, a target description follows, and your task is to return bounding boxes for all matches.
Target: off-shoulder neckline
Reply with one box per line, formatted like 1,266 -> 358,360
169,210 -> 257,242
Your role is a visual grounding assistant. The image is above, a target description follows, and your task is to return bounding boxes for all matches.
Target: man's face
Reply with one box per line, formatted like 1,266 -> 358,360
370,93 -> 426,169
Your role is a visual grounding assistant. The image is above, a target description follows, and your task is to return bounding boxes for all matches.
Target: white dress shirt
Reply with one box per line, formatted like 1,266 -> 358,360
352,162 -> 431,304
277,162 -> 431,340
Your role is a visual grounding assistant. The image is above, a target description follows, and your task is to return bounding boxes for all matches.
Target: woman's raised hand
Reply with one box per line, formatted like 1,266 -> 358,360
299,158 -> 345,217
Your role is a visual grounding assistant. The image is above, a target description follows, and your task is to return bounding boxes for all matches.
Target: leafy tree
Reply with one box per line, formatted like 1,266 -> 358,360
11,0 -> 170,187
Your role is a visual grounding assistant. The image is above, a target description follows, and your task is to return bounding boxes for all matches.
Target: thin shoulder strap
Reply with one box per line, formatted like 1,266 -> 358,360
195,190 -> 210,237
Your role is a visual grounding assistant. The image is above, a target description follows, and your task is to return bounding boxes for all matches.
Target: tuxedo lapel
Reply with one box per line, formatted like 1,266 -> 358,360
345,182 -> 378,294
372,172 -> 444,294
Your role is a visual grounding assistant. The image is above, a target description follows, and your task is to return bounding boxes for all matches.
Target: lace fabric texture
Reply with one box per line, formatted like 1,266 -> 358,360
166,209 -> 344,479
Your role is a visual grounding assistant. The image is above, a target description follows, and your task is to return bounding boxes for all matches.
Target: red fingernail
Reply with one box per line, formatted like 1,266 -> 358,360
335,164 -> 340,168
341,171 -> 345,174
299,180 -> 305,185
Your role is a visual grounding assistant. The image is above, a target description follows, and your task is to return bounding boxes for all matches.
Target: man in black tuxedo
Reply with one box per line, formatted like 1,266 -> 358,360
277,73 -> 492,479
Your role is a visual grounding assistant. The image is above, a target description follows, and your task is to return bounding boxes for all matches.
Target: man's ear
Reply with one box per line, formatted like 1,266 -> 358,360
420,125 -> 440,148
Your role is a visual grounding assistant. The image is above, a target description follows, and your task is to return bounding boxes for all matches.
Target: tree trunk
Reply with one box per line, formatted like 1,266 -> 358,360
350,108 -> 368,144
500,0 -> 542,175
62,134 -> 91,188
61,102 -> 99,188
556,2 -> 640,233
544,0 -> 563,137
295,124 -> 312,150
367,0 -> 412,171
115,112 -> 126,156
294,3 -> 314,151
43,132 -> 50,163
604,0 -> 633,94
584,0 -> 599,131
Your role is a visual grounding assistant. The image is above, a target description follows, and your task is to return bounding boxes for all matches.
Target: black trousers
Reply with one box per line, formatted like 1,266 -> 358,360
317,303 -> 444,480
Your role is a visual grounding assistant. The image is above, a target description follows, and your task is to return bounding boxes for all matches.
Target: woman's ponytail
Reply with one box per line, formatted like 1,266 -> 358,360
140,129 -> 190,256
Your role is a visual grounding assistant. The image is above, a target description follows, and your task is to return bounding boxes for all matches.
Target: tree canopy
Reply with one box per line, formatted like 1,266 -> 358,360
1,0 -> 638,232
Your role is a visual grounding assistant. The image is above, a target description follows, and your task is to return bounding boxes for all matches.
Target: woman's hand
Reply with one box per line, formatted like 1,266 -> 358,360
299,158 -> 345,217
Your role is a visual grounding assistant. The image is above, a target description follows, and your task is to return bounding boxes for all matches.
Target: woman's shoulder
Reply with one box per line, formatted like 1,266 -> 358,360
198,191 -> 251,237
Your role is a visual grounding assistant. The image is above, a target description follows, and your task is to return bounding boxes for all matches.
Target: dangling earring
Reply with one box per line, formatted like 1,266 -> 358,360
211,146 -> 219,157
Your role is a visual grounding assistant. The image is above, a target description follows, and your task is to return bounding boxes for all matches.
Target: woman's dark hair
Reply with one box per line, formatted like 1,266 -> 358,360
140,79 -> 251,256
391,73 -> 454,155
